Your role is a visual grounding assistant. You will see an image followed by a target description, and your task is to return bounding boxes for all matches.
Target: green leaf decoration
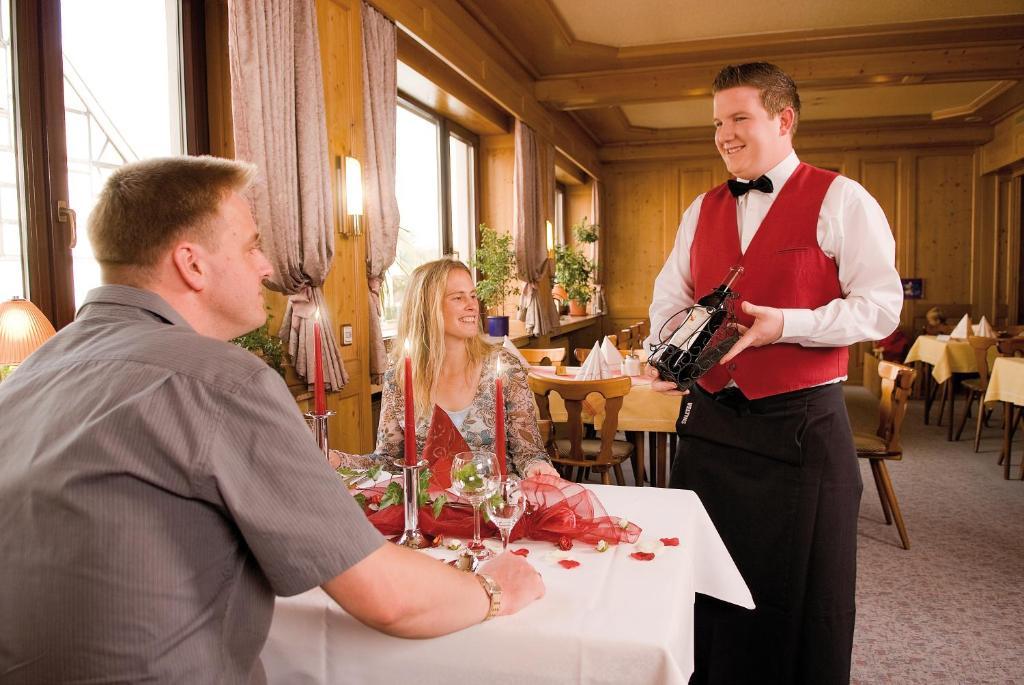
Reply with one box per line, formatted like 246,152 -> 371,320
353,493 -> 367,509
378,481 -> 403,510
432,493 -> 448,518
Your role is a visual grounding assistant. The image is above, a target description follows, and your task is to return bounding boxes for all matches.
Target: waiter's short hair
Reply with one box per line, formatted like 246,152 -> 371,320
712,62 -> 801,135
88,156 -> 256,281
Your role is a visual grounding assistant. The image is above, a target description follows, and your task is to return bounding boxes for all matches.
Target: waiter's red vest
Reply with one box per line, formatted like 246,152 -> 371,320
692,163 -> 848,399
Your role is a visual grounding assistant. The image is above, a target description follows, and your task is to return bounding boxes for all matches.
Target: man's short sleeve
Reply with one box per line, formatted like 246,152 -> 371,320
200,367 -> 384,597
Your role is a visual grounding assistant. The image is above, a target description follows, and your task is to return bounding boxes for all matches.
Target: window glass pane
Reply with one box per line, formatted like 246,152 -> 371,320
383,104 -> 441,330
449,134 -> 475,265
61,0 -> 185,307
0,0 -> 24,298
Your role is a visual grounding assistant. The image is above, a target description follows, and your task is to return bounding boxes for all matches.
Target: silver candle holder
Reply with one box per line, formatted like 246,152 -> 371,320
392,457 -> 429,548
304,410 -> 336,462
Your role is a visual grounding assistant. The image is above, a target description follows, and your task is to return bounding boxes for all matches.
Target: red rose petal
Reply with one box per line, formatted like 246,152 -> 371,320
557,536 -> 573,551
511,548 -> 530,557
558,559 -> 580,569
659,537 -> 680,547
630,552 -> 656,561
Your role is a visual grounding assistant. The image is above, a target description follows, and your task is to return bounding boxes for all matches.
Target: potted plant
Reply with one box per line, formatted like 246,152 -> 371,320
471,223 -> 520,336
554,244 -> 593,316
571,216 -> 599,244
231,316 -> 286,377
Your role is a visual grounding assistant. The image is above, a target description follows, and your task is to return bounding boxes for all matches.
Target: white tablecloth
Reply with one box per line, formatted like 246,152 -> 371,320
261,485 -> 753,684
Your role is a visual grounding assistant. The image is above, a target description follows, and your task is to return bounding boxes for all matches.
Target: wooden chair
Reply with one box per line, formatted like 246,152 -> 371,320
519,348 -> 567,366
528,374 -> 634,485
954,336 -> 999,450
994,338 -> 1024,476
573,347 -> 591,364
854,360 -> 916,550
618,328 -> 633,351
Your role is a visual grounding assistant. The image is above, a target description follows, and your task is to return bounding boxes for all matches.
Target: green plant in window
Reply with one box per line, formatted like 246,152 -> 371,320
554,244 -> 594,305
231,317 -> 286,377
571,216 -> 599,244
471,223 -> 520,315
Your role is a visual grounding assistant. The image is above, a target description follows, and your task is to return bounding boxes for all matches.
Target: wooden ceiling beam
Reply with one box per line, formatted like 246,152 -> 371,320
537,45 -> 1024,110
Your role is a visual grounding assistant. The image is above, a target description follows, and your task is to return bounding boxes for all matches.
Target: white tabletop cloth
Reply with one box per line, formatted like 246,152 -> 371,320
261,485 -> 753,684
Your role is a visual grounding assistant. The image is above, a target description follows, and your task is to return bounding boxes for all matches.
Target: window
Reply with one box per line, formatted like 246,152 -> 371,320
554,183 -> 566,246
0,0 -> 205,327
382,96 -> 478,333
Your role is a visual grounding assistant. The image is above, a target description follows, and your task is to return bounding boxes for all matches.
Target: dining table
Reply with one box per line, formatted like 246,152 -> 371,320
260,484 -> 753,684
984,356 -> 1024,480
528,364 -> 683,487
904,335 -> 981,440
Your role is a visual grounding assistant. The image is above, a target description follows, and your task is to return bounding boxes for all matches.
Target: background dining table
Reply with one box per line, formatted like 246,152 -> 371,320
260,484 -> 754,685
904,335 -> 981,440
528,365 -> 683,486
984,356 -> 1024,480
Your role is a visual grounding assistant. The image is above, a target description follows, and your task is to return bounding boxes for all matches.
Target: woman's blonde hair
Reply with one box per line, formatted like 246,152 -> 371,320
392,258 -> 494,420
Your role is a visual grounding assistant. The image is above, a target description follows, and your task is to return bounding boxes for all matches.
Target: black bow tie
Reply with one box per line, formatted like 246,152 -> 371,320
728,175 -> 774,198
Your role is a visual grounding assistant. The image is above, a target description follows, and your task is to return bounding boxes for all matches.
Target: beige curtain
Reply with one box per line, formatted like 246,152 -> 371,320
361,2 -> 401,384
514,120 -> 559,335
590,180 -> 607,315
228,0 -> 348,390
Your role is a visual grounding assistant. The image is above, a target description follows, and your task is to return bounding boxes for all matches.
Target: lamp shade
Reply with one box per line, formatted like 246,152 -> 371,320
0,297 -> 56,365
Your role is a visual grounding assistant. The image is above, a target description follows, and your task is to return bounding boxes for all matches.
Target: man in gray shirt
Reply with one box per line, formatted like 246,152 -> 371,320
0,156 -> 543,683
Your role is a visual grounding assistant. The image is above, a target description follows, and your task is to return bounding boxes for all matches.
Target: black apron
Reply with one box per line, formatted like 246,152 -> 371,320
671,383 -> 861,685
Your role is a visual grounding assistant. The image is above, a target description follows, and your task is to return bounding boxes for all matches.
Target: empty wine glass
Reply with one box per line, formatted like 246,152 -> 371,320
450,451 -> 500,560
485,476 -> 525,552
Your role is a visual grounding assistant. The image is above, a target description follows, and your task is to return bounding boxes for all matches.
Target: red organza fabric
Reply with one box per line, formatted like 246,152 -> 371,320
353,406 -> 642,545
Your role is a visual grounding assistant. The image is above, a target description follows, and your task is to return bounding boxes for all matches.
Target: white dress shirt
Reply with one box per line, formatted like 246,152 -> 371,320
645,151 -> 903,381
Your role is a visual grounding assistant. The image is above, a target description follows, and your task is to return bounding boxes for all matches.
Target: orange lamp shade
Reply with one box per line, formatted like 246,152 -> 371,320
0,297 -> 56,365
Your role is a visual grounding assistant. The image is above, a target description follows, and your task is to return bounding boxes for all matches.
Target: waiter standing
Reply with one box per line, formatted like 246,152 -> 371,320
644,63 -> 903,684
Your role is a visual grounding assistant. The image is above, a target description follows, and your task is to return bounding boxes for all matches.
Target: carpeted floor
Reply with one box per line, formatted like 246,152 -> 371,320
846,387 -> 1024,684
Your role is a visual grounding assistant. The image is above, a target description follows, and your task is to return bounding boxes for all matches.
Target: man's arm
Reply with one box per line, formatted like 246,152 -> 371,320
321,547 -> 544,639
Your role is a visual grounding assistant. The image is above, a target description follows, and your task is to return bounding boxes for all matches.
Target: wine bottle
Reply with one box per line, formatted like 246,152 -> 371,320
650,265 -> 743,391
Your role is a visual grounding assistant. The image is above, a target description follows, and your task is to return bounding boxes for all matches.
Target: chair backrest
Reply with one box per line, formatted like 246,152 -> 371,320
618,328 -> 633,350
519,348 -> 567,366
1004,324 -> 1024,337
528,374 -> 631,466
876,361 -> 916,455
997,338 -> 1024,357
967,335 -> 998,386
573,347 -> 591,364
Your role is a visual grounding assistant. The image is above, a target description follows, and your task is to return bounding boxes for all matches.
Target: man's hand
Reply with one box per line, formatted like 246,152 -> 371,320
478,552 -> 546,616
643,362 -> 688,396
719,301 -> 784,364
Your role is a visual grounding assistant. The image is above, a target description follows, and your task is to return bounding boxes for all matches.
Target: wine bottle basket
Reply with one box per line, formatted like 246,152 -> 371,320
650,292 -> 741,392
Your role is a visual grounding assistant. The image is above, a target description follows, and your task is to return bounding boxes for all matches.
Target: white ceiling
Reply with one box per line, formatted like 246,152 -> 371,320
551,0 -> 1024,47
621,81 -> 1013,129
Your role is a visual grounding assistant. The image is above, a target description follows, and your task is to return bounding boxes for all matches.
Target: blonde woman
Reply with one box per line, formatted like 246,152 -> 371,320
339,258 -> 557,478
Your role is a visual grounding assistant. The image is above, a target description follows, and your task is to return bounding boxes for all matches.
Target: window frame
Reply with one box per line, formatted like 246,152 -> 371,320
10,0 -> 208,328
396,92 -> 480,260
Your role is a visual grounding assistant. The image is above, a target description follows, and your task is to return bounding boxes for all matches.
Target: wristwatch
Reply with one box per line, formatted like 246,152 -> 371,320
475,573 -> 502,621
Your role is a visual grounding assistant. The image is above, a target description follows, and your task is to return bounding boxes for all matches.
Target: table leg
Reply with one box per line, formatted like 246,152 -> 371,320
1003,402 -> 1012,480
923,366 -> 935,424
648,432 -> 657,489
946,378 -> 957,441
656,433 -> 668,488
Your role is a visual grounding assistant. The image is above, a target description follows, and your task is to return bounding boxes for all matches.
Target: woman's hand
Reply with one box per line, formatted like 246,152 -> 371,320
525,461 -> 560,478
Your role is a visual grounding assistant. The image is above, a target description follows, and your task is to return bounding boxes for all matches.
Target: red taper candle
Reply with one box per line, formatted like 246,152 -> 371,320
313,310 -> 326,414
495,357 -> 506,476
404,342 -> 416,466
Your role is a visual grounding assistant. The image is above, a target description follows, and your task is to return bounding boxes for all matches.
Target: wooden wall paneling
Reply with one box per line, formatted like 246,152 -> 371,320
914,153 -> 975,307
971,157 -> 999,323
367,0 -> 601,178
204,0 -> 233,158
317,0 -> 374,453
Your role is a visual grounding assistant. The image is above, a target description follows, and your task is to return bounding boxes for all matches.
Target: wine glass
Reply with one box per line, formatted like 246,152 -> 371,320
485,476 -> 525,552
450,451 -> 500,560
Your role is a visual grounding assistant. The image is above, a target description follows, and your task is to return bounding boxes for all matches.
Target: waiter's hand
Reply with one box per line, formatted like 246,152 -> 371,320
720,301 -> 784,364
644,363 -> 688,396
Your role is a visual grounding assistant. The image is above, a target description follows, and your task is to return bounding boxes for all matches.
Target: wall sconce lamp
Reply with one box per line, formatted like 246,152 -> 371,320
0,296 -> 56,380
345,156 -> 363,236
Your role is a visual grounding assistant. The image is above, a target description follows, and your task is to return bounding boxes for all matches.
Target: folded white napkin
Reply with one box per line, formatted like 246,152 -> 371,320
971,316 -> 995,338
577,342 -> 605,380
949,314 -> 971,339
502,336 -> 530,367
600,337 -> 623,375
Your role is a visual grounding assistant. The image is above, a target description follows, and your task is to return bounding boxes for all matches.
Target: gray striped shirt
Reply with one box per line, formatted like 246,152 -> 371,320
0,286 -> 384,683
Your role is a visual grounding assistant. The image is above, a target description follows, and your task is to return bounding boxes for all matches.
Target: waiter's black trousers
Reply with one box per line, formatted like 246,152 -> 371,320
671,383 -> 861,685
